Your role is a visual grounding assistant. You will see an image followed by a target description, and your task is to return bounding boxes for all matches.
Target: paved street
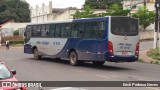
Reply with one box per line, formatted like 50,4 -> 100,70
0,41 -> 159,90
140,40 -> 159,50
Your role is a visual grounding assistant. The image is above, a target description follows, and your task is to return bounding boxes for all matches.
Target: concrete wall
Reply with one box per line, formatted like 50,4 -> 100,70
140,30 -> 154,40
1,22 -> 28,30
0,22 -> 29,37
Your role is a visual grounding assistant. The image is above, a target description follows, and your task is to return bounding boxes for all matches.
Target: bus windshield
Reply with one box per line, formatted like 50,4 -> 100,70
111,17 -> 138,36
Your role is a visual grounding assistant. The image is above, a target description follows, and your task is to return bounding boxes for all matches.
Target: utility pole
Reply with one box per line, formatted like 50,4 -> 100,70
144,0 -> 146,6
154,0 -> 160,49
0,31 -> 1,47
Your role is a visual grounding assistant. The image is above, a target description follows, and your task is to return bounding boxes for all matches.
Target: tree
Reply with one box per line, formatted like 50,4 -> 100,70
107,4 -> 130,16
132,6 -> 155,31
72,5 -> 96,19
72,4 -> 130,19
0,0 -> 30,24
83,0 -> 123,9
13,30 -> 19,36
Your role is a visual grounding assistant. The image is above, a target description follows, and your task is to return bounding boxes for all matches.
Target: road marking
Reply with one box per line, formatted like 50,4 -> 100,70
96,74 -> 110,79
50,87 -> 87,90
71,69 -> 86,73
147,87 -> 160,90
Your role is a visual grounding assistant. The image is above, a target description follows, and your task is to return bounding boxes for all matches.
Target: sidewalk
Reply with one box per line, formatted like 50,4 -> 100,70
0,46 -> 23,49
139,49 -> 156,63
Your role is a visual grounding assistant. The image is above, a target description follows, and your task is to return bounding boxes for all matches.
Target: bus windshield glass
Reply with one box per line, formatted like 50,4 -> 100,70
111,17 -> 138,36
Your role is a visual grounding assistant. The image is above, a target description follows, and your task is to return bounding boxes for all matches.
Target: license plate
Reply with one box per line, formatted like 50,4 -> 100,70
122,51 -> 128,56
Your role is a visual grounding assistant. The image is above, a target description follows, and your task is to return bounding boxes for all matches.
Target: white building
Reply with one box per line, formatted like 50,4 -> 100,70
30,1 -> 106,23
123,0 -> 155,30
123,0 -> 155,11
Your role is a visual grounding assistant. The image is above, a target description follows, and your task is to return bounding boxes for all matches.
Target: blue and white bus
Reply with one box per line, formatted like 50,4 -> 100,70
24,16 -> 139,66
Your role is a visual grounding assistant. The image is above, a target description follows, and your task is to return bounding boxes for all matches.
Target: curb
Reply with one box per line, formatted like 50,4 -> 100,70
139,49 -> 159,64
0,47 -> 23,49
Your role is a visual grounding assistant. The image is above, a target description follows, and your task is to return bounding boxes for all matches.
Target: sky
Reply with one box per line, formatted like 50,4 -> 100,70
25,0 -> 85,9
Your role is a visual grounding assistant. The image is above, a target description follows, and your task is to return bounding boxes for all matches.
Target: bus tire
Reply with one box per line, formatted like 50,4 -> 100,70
33,48 -> 41,60
92,61 -> 105,66
69,51 -> 79,66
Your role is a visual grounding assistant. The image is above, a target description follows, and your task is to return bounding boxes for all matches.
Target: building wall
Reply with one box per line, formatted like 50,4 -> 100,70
30,1 -> 52,23
30,1 -> 106,23
1,22 -> 28,30
123,0 -> 155,31
123,0 -> 155,12
0,22 -> 29,36
140,30 -> 154,40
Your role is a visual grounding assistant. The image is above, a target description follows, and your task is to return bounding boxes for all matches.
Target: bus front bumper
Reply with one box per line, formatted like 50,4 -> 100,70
24,44 -> 33,54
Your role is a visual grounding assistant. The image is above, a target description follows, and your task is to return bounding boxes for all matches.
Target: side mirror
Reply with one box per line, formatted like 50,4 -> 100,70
11,69 -> 16,75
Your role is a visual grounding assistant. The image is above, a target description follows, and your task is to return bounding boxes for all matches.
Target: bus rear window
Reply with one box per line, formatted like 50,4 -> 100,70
111,17 -> 138,36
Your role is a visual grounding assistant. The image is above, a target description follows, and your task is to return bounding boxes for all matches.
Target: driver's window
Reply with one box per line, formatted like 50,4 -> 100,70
24,26 -> 32,43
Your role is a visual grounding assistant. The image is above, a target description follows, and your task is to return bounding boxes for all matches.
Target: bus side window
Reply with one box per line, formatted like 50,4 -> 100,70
84,22 -> 91,38
41,25 -> 46,37
46,25 -> 50,37
97,21 -> 105,39
55,24 -> 60,38
77,23 -> 84,38
90,22 -> 98,38
71,23 -> 78,37
50,24 -> 56,37
32,25 -> 37,37
66,23 -> 71,37
61,24 -> 67,38
37,25 -> 41,37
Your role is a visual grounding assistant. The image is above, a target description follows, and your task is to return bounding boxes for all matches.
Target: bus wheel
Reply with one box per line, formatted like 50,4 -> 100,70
69,51 -> 79,66
92,61 -> 105,66
33,48 -> 41,60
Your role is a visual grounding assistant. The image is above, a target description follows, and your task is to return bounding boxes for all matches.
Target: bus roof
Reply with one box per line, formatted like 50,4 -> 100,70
27,16 -> 136,25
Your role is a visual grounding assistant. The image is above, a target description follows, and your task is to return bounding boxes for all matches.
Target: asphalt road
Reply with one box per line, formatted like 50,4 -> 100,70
0,41 -> 160,90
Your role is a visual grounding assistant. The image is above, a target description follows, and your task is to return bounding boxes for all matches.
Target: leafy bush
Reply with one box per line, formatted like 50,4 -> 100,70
13,30 -> 19,36
9,41 -> 24,44
147,48 -> 160,60
132,6 -> 155,31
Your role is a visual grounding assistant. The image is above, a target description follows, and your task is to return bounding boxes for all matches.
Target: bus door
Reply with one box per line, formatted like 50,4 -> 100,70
47,24 -> 69,56
38,25 -> 50,55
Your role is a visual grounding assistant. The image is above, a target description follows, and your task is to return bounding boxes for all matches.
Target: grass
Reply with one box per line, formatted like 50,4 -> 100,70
138,58 -> 145,62
147,48 -> 160,61
147,48 -> 160,65
150,61 -> 160,64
